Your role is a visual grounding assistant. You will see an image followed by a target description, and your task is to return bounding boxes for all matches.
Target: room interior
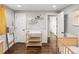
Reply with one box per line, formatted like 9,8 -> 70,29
0,4 -> 79,54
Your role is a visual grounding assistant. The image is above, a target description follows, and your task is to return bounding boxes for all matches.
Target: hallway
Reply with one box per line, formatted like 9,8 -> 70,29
0,4 -> 79,54
5,37 -> 58,54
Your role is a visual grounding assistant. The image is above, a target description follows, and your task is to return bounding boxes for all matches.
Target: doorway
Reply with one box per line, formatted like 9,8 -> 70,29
14,13 -> 26,43
48,15 -> 57,36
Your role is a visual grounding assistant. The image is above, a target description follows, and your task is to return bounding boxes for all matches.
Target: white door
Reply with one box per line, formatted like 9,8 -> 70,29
49,16 -> 57,35
14,13 -> 26,43
57,11 -> 64,37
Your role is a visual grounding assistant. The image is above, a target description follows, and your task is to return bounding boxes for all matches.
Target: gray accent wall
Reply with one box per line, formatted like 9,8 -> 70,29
64,15 -> 68,36
63,5 -> 79,37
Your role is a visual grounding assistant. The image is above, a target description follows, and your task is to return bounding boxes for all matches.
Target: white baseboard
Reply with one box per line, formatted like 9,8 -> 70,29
65,33 -> 77,37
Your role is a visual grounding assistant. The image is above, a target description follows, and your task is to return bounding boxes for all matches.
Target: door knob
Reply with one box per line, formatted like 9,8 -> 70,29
61,32 -> 64,33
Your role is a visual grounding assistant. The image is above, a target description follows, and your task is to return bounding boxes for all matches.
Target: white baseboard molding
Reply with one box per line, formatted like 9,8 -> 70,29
65,33 -> 77,37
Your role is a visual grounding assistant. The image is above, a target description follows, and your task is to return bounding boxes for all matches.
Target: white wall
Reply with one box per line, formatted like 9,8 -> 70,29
26,12 -> 47,43
15,11 -> 57,43
6,7 -> 15,48
26,12 -> 45,31
63,5 -> 79,37
6,7 -> 14,28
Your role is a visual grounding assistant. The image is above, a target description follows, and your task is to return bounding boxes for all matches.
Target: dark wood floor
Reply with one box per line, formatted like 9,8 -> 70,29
5,38 -> 58,54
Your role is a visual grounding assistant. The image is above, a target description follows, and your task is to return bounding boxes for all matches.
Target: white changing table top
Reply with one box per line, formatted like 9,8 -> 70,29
29,31 -> 41,33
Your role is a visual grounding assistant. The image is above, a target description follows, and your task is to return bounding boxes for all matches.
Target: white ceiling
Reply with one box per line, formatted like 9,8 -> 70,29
6,4 -> 70,12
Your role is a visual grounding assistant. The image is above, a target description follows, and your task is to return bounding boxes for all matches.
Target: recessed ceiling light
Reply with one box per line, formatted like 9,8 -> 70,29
17,5 -> 21,7
52,5 -> 56,8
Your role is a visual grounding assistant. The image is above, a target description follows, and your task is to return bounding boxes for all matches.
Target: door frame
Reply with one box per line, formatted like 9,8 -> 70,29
57,11 -> 64,37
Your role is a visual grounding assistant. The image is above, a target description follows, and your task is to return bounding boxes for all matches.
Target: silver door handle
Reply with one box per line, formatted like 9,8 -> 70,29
61,32 -> 64,33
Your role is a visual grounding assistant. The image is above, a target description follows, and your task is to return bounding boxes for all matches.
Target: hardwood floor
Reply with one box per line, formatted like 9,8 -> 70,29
5,38 -> 58,54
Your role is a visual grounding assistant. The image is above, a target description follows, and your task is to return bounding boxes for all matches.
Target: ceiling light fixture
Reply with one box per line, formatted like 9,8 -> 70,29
17,5 -> 21,7
52,5 -> 56,8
